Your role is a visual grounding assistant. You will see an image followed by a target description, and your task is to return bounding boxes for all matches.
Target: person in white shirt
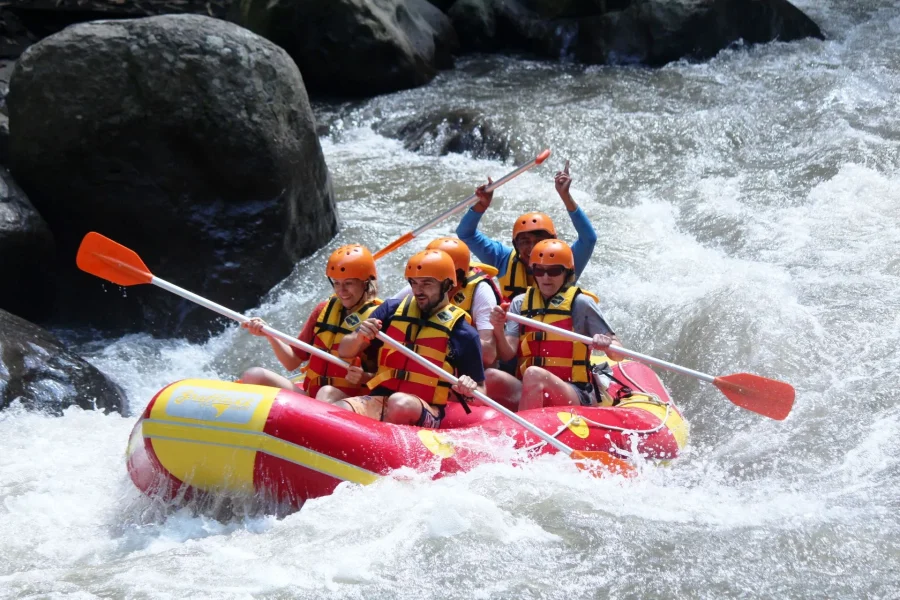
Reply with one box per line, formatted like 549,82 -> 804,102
392,237 -> 501,367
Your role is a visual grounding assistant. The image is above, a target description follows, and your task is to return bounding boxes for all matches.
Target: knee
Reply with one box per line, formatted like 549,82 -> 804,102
315,385 -> 342,402
331,399 -> 353,412
523,366 -> 549,385
240,367 -> 270,385
384,394 -> 421,423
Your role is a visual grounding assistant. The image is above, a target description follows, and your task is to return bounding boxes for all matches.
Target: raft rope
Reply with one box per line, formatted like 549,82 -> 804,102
519,394 -> 674,455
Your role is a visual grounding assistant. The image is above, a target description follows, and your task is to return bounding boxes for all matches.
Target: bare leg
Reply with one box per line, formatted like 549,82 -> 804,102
239,367 -> 297,391
332,399 -> 353,411
519,366 -> 581,411
383,393 -> 431,425
316,385 -> 349,403
484,368 -> 522,412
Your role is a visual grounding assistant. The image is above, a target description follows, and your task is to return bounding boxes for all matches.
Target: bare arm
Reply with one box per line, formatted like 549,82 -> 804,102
479,329 -> 497,366
338,318 -> 380,358
266,336 -> 305,372
555,160 -> 578,212
490,305 -> 519,362
242,317 -> 304,371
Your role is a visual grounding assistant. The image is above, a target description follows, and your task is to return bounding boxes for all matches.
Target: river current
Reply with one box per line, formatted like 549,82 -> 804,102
2,1 -> 899,597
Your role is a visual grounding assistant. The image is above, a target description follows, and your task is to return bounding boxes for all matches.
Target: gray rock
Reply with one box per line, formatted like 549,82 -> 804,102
477,0 -> 823,64
378,108 -> 515,161
448,0 -> 497,51
235,0 -> 459,96
0,165 -> 55,320
426,0 -> 456,12
0,308 -> 124,413
7,14 -> 336,339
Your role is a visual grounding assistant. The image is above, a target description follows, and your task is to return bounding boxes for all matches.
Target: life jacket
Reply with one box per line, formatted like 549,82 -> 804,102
367,297 -> 469,405
451,264 -> 501,315
303,295 -> 383,398
517,285 -> 600,384
497,251 -> 533,301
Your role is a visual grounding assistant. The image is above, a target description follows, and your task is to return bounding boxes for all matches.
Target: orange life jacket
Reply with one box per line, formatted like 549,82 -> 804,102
498,251 -> 533,301
517,285 -> 599,384
304,295 -> 382,398
367,297 -> 469,405
451,264 -> 501,314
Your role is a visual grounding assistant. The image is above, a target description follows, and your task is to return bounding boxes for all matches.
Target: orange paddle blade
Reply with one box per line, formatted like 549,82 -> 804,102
373,231 -> 415,260
535,149 -> 551,164
714,373 -> 795,421
76,232 -> 153,286
571,450 -> 636,477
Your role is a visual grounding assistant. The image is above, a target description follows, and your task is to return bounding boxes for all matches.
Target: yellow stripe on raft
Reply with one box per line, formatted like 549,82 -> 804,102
144,379 -> 380,492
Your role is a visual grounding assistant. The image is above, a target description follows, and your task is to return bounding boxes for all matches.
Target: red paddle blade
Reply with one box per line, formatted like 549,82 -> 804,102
373,231 -> 415,260
535,149 -> 551,164
571,450 -> 636,477
714,373 -> 795,421
76,232 -> 153,286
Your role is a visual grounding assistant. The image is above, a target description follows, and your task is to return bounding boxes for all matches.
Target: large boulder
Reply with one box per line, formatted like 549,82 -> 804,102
452,0 -> 823,63
0,166 -> 55,320
235,0 -> 459,97
7,15 -> 337,339
0,308 -> 124,413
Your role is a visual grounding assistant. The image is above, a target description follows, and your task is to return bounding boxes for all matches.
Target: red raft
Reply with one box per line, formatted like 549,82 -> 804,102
127,358 -> 688,508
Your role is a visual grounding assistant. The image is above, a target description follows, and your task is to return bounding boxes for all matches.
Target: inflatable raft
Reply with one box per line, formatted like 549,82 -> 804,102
126,358 -> 688,508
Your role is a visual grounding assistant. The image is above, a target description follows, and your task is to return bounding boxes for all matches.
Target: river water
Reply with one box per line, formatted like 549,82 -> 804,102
2,1 -> 899,597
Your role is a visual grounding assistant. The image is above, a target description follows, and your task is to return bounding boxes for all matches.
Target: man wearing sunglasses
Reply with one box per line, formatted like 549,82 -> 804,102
488,240 -> 622,411
455,160 -> 597,302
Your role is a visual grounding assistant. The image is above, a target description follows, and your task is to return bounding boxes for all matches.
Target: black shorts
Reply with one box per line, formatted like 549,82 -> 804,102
417,403 -> 446,429
569,382 -> 596,406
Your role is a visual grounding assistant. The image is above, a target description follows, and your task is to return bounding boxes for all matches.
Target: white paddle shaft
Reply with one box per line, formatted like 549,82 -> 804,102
375,331 -> 575,455
152,277 -> 350,370
504,312 -> 715,384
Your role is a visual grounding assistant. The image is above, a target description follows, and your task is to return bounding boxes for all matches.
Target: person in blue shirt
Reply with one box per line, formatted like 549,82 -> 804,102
456,160 -> 597,301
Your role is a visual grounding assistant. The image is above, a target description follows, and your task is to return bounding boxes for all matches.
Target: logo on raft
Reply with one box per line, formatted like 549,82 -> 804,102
166,385 -> 264,424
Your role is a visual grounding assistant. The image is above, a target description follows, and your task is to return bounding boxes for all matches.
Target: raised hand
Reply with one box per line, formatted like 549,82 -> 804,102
474,176 -> 494,212
555,160 -> 572,197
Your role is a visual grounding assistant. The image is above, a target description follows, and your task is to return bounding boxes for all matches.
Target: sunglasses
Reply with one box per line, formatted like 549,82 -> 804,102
532,265 -> 567,278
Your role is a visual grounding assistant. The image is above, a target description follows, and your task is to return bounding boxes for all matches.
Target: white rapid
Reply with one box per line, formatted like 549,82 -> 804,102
2,1 -> 899,597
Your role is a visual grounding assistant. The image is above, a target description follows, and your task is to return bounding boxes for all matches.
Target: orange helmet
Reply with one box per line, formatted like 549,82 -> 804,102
326,244 -> 377,280
405,249 -> 457,286
426,237 -> 470,274
530,239 -> 574,270
513,212 -> 557,239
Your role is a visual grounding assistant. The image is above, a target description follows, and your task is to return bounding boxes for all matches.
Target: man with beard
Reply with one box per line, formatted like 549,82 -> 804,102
338,249 -> 484,427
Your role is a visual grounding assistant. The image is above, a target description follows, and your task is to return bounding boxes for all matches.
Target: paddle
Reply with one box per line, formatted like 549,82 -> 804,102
505,312 -> 795,421
373,149 -> 552,260
75,232 -> 351,370
374,331 -> 634,476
